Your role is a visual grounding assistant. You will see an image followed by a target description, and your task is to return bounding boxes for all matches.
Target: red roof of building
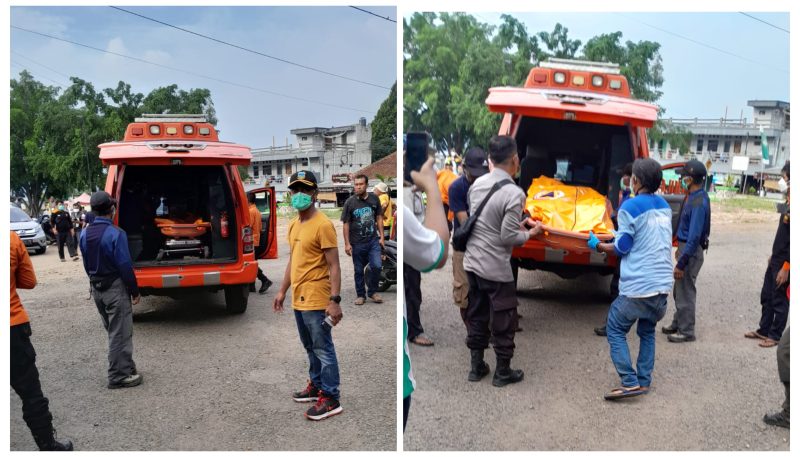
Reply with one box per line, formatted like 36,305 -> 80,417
356,151 -> 397,179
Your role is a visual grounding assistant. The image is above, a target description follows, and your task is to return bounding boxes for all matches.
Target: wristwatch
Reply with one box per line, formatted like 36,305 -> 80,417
330,295 -> 341,304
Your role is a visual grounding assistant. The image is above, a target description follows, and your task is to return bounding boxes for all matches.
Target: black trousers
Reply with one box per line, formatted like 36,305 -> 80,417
403,395 -> 411,432
257,267 -> 269,282
56,232 -> 77,260
10,323 -> 53,435
404,264 -> 424,340
758,262 -> 790,341
465,272 -> 518,359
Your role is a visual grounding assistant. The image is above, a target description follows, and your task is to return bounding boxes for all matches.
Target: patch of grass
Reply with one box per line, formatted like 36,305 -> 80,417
713,195 -> 781,213
320,208 -> 342,219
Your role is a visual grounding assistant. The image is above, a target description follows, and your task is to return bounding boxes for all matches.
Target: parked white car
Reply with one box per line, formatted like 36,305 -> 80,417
10,206 -> 47,254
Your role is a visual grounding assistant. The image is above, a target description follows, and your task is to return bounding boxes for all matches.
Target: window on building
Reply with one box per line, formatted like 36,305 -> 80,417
754,139 -> 761,146
301,158 -> 309,166
723,141 -> 731,153
325,137 -> 333,149
253,166 -> 259,178
734,141 -> 742,154
276,163 -> 283,175
759,110 -> 766,116
696,139 -> 704,152
301,136 -> 308,141
659,139 -> 666,151
707,140 -> 718,152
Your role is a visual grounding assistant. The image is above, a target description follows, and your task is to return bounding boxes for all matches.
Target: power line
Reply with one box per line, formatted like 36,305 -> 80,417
11,25 -> 376,114
11,61 -> 66,87
739,12 -> 789,34
11,50 -> 72,79
349,6 -> 396,23
109,6 -> 390,90
617,13 -> 788,74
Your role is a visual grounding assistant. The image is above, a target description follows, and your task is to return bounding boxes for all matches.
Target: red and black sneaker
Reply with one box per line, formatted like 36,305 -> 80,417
292,380 -> 320,403
304,394 -> 343,421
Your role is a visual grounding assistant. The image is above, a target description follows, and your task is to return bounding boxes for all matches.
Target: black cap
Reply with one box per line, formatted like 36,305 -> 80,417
463,147 -> 490,178
90,191 -> 116,212
288,170 -> 318,190
677,159 -> 707,179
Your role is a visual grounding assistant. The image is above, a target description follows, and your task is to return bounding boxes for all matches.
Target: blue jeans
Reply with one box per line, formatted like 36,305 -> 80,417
294,310 -> 340,399
606,294 -> 668,388
352,237 -> 382,298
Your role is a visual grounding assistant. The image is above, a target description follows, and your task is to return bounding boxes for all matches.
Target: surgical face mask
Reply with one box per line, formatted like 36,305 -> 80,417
58,205 -> 64,211
620,178 -> 630,191
779,177 -> 789,194
630,175 -> 639,195
681,177 -> 691,190
291,192 -> 313,211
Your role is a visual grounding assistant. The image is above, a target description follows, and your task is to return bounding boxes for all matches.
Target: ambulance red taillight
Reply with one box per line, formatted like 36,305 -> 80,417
242,227 -> 254,253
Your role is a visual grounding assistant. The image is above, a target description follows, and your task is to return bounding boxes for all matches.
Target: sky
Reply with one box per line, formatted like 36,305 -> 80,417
410,11 -> 790,121
10,6 -> 397,148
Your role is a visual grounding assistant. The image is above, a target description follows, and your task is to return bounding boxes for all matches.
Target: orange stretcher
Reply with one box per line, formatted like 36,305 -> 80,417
154,216 -> 211,239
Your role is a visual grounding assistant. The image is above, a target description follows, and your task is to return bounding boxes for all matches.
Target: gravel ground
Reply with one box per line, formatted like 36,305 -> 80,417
403,210 -> 790,451
11,218 -> 396,451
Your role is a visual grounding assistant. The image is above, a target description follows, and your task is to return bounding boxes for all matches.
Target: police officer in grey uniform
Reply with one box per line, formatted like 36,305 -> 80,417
79,191 -> 142,389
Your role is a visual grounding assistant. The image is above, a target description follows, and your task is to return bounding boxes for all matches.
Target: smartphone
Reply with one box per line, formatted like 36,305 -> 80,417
404,132 -> 430,183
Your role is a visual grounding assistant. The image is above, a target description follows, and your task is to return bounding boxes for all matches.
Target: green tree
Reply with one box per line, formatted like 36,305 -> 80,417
140,84 -> 218,125
405,13 -> 529,154
370,82 -> 397,162
581,32 -> 664,103
404,14 -> 668,156
538,23 -> 582,59
10,72 -> 218,215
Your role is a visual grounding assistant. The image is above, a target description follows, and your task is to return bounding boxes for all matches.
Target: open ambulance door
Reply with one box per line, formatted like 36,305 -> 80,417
247,186 -> 278,259
660,162 -> 687,237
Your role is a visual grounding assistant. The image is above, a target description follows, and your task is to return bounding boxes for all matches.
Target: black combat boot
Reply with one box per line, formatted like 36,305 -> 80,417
467,349 -> 490,382
32,427 -> 73,451
492,357 -> 524,387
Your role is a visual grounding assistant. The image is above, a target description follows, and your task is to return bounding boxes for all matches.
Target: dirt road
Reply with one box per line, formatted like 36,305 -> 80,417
11,218 -> 396,451
403,209 -> 790,451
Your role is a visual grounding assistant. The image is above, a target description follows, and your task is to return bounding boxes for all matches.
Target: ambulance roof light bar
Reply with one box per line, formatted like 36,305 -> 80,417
134,113 -> 208,123
540,58 -> 621,75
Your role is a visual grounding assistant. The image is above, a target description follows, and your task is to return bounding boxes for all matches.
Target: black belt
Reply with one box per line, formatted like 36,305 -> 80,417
89,275 -> 119,291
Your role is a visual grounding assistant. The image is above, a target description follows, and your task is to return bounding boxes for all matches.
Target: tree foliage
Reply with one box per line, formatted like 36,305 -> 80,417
370,81 -> 397,162
9,71 -> 217,217
404,14 -> 667,154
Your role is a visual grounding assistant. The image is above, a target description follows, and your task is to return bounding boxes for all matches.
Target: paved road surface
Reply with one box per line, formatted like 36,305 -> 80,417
404,212 -> 790,451
11,218 -> 396,451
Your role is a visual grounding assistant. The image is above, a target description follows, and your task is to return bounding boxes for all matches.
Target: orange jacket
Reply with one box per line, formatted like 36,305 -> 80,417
249,203 -> 262,247
10,231 -> 36,326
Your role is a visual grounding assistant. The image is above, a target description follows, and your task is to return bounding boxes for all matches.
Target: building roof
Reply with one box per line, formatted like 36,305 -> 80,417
290,124 -> 357,135
356,151 -> 397,179
747,100 -> 790,109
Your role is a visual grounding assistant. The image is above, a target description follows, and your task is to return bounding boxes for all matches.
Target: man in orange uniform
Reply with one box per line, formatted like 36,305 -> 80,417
437,168 -> 458,232
248,193 -> 272,294
10,231 -> 74,451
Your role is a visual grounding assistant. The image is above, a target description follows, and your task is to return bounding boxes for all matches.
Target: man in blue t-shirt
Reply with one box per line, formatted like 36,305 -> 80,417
447,147 -> 489,326
588,158 -> 674,400
662,160 -> 711,343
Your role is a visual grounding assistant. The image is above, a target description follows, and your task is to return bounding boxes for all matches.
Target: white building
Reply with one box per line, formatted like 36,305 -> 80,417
247,118 -> 372,197
652,100 -> 790,184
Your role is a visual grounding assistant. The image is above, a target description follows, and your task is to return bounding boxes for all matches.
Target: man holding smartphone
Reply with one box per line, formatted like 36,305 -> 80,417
273,170 -> 344,421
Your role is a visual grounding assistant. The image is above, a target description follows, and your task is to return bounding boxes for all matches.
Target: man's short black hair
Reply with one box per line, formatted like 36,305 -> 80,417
488,135 -> 517,164
622,163 -> 633,177
782,160 -> 790,180
354,174 -> 369,184
247,192 -> 256,204
632,158 -> 663,194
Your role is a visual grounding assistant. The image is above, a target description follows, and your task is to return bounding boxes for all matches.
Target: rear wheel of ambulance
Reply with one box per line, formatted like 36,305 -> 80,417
224,284 -> 249,314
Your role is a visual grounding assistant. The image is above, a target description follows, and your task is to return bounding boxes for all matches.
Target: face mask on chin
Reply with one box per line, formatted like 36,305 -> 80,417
680,177 -> 691,190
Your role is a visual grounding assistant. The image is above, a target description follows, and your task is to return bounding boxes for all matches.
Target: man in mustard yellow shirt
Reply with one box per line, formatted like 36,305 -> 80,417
273,170 -> 344,421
